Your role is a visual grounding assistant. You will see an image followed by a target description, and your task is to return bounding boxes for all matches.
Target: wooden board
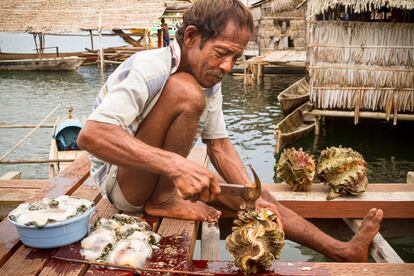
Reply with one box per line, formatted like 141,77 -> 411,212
266,183 -> 414,218
0,179 -> 48,189
191,260 -> 414,275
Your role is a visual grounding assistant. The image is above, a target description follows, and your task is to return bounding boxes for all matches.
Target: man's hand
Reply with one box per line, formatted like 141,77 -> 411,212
167,157 -> 221,202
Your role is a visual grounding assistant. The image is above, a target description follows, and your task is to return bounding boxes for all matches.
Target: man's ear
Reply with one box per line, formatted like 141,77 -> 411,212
183,25 -> 200,48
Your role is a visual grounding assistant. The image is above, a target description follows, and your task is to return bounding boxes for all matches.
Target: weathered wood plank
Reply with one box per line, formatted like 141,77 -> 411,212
344,218 -> 404,263
0,172 -> 21,180
201,222 -> 220,261
0,179 -> 48,189
0,153 -> 90,267
267,183 -> 414,218
143,218 -> 199,275
191,260 -> 414,275
0,188 -> 40,202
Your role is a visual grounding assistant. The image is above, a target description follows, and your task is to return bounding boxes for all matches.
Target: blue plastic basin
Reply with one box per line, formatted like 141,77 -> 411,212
8,206 -> 95,248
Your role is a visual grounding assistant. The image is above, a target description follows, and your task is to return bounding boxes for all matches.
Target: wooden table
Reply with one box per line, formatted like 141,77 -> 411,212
0,147 -> 413,275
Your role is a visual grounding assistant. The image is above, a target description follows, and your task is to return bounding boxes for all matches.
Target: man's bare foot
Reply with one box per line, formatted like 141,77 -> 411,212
145,196 -> 221,222
341,208 -> 384,262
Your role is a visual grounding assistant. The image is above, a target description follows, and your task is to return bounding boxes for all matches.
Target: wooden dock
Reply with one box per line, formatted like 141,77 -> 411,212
0,147 -> 413,275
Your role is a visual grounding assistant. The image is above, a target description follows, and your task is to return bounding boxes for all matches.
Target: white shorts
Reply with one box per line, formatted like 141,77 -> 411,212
105,165 -> 144,213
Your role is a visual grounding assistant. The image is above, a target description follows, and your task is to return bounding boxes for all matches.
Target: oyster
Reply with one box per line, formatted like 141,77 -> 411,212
80,214 -> 160,268
276,148 -> 315,191
317,146 -> 368,200
8,195 -> 93,228
226,207 -> 284,275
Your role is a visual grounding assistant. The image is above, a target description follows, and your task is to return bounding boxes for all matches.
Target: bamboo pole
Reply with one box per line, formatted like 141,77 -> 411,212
51,256 -> 214,276
98,13 -> 104,71
310,66 -> 414,72
313,87 -> 414,91
0,104 -> 60,161
0,159 -> 74,165
309,109 -> 414,121
0,124 -> 54,129
309,44 -> 414,49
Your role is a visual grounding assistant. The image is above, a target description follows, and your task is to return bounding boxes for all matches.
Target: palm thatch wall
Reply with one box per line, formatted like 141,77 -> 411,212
0,0 -> 166,33
251,0 -> 306,53
308,0 -> 414,15
309,21 -> 414,116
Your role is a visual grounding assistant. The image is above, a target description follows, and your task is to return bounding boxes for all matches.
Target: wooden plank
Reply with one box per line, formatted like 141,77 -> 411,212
201,222 -> 220,261
143,218 -> 199,274
0,153 -> 90,267
266,183 -> 414,218
0,179 -> 48,189
191,260 -> 414,275
344,218 -> 404,263
0,188 -> 39,202
0,172 -> 21,180
0,180 -> 100,275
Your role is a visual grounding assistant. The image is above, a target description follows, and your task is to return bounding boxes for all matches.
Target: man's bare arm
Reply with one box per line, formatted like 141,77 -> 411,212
204,138 -> 250,185
78,120 -> 220,199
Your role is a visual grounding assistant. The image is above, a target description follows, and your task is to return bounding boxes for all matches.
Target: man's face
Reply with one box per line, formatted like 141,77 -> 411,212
186,21 -> 251,88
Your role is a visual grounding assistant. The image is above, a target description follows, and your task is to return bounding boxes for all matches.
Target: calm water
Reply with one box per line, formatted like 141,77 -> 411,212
1,33 -> 413,262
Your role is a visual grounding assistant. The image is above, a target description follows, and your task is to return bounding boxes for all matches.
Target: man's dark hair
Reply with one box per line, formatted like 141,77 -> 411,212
175,0 -> 254,47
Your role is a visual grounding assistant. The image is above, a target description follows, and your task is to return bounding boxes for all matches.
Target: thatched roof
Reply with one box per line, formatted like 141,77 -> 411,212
308,0 -> 414,15
0,0 -> 166,33
252,0 -> 305,13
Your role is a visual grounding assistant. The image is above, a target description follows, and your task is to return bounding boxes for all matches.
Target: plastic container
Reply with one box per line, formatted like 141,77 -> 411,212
8,206 -> 95,249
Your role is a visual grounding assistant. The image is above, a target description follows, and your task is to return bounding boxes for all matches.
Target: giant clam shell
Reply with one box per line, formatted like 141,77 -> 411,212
226,208 -> 284,275
317,146 -> 368,200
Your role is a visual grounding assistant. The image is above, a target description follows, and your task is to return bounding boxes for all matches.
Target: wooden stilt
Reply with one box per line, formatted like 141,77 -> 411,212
89,30 -> 94,51
98,13 -> 104,72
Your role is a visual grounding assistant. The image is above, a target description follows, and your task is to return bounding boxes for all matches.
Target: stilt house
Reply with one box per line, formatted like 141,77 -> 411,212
307,0 -> 414,124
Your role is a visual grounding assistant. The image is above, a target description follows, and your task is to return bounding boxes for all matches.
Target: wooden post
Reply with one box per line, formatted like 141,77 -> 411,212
408,172 -> 414,184
89,30 -> 94,51
314,115 -> 321,135
98,13 -> 104,72
257,63 -> 264,85
201,222 -> 220,261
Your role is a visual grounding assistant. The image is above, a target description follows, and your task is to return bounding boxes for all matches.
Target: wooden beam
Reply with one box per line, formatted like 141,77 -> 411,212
344,218 -> 404,263
0,179 -> 48,189
310,109 -> 414,122
201,222 -> 220,261
266,183 -> 414,218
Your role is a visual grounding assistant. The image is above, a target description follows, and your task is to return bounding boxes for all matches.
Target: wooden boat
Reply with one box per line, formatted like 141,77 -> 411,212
49,108 -> 84,178
0,56 -> 86,71
274,102 -> 315,153
1,147 -> 413,274
277,77 -> 309,115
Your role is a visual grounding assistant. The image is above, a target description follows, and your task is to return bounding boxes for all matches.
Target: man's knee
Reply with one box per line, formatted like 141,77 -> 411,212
163,72 -> 206,114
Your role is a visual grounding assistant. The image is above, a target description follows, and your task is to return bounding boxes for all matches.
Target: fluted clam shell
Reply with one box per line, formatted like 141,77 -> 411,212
226,209 -> 284,275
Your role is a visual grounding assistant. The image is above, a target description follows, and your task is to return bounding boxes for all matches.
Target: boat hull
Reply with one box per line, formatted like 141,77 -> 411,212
277,77 -> 309,115
275,102 -> 315,153
0,56 -> 86,71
